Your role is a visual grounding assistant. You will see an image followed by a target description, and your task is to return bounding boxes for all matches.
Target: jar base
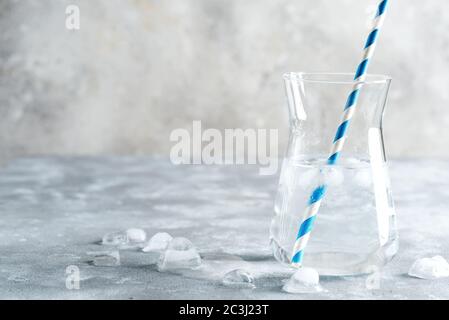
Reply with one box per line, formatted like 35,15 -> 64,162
270,238 -> 399,276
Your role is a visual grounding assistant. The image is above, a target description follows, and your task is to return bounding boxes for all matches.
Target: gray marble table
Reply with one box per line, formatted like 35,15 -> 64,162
0,157 -> 448,299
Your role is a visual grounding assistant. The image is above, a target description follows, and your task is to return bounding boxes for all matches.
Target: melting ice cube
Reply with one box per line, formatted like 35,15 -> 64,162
354,169 -> 372,188
88,251 -> 120,267
142,232 -> 173,253
408,256 -> 449,279
126,228 -> 146,243
120,250 -> 159,266
168,237 -> 194,251
102,231 -> 128,246
157,249 -> 201,271
222,269 -> 255,289
157,237 -> 201,271
322,167 -> 344,187
102,229 -> 146,247
296,168 -> 319,190
282,267 -> 323,294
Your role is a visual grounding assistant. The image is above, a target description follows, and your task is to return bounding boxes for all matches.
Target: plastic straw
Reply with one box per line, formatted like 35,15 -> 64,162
291,0 -> 390,267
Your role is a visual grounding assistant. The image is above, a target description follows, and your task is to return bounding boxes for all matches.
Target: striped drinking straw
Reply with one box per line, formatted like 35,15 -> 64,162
291,0 -> 390,267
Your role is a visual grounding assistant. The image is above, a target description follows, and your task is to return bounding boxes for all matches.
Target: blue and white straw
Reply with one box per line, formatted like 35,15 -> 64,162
291,0 -> 389,267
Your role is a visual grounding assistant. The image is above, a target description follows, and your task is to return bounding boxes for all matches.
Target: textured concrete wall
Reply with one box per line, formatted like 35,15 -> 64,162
1,0 -> 448,160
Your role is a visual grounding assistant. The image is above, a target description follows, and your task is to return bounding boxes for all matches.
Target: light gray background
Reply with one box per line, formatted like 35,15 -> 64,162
1,0 -> 448,161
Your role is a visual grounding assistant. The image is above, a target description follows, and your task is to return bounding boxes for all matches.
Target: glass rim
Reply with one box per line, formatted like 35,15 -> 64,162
283,72 -> 392,85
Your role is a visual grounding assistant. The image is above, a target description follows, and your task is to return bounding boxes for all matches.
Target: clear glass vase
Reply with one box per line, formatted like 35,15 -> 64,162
270,72 -> 399,276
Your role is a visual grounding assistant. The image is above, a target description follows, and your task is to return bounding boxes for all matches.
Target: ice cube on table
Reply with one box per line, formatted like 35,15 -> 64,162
88,251 -> 120,267
282,267 -> 323,294
408,255 -> 449,279
157,249 -> 201,271
102,229 -> 146,248
168,237 -> 194,251
102,231 -> 128,246
126,228 -> 146,243
142,232 -> 173,253
120,250 -> 159,266
222,269 -> 255,289
157,238 -> 201,271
